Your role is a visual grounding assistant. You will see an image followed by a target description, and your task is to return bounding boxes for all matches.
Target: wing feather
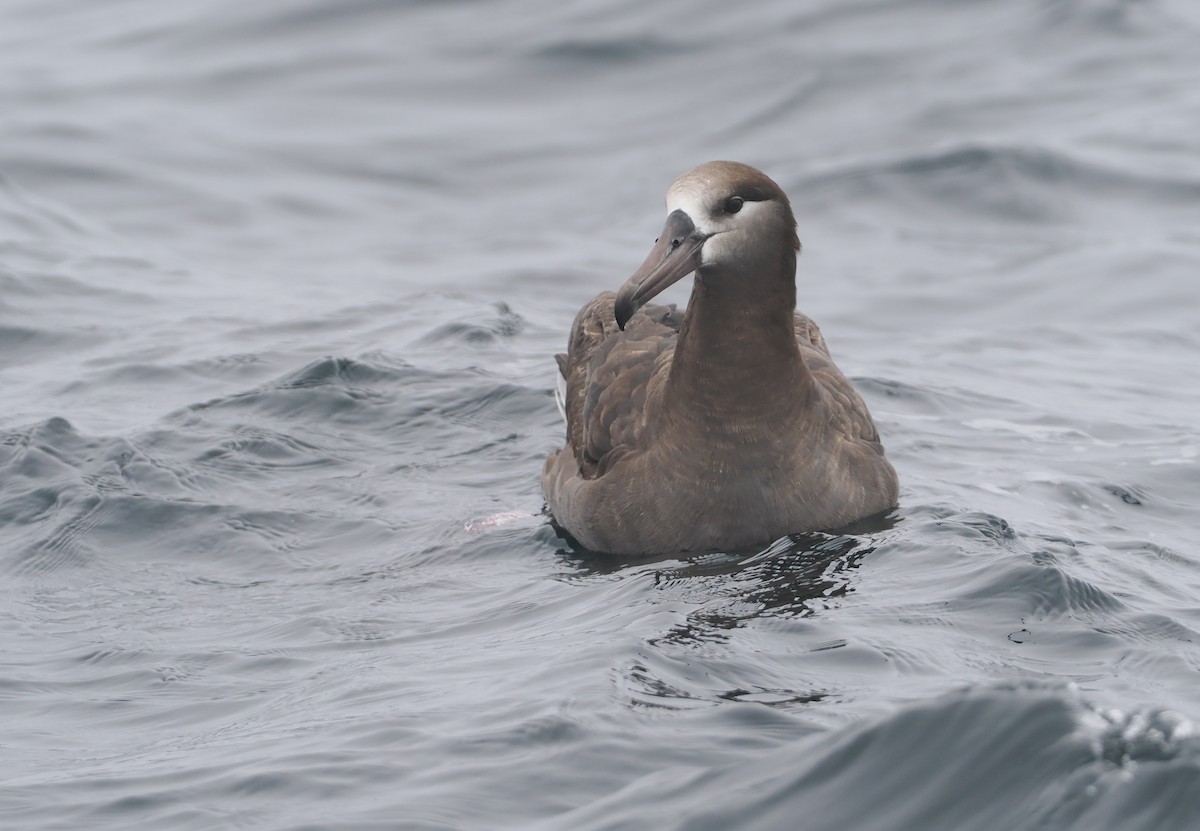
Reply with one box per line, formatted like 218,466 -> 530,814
555,300 -> 882,482
556,293 -> 680,478
794,312 -> 883,448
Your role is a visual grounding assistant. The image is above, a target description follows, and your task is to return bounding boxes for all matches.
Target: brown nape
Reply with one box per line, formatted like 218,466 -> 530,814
542,161 -> 898,556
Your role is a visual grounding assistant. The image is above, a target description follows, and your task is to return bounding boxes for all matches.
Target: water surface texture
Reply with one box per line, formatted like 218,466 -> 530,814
3,1 -> 1200,829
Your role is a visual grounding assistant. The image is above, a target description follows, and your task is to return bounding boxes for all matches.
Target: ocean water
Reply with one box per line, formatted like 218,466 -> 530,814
3,0 -> 1200,828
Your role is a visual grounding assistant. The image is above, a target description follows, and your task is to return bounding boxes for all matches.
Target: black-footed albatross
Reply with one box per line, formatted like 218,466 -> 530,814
542,161 -> 898,555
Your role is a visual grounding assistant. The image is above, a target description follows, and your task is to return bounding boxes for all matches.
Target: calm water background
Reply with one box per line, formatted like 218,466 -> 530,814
3,0 -> 1200,828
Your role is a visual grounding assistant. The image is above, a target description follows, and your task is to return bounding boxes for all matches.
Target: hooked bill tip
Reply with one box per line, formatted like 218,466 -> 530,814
614,294 -> 634,330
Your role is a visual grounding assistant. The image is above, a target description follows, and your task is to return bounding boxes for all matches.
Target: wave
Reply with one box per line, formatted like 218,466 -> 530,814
798,143 -> 1200,224
543,684 -> 1200,831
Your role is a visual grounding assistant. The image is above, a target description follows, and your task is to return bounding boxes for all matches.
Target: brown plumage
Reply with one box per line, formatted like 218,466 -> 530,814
542,161 -> 898,555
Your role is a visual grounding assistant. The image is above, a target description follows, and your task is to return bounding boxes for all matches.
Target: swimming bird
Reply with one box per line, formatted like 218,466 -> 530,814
542,161 -> 898,555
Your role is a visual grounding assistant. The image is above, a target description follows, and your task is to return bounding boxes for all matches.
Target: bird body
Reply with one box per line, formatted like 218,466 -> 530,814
543,162 -> 898,555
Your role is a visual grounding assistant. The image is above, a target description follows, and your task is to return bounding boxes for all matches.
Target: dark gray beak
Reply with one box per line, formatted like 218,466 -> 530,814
614,210 -> 708,330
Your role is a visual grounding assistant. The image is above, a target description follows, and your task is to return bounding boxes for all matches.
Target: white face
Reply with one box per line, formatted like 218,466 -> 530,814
665,181 -> 772,269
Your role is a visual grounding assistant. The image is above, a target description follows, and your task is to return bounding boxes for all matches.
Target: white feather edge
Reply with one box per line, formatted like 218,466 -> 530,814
554,366 -> 567,424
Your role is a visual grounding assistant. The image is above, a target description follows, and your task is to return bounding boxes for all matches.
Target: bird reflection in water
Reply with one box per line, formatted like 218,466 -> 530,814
555,511 -> 897,709
557,510 -> 896,624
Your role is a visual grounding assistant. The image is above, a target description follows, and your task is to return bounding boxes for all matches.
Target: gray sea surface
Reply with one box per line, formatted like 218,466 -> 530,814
3,0 -> 1200,829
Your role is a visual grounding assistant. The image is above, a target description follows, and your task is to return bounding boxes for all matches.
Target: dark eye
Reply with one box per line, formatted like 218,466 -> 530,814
724,196 -> 744,214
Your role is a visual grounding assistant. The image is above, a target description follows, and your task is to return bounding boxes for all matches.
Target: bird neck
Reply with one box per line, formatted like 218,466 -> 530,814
665,266 -> 813,431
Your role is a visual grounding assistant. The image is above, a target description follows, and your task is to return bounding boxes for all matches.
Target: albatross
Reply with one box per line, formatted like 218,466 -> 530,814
542,161 -> 898,555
